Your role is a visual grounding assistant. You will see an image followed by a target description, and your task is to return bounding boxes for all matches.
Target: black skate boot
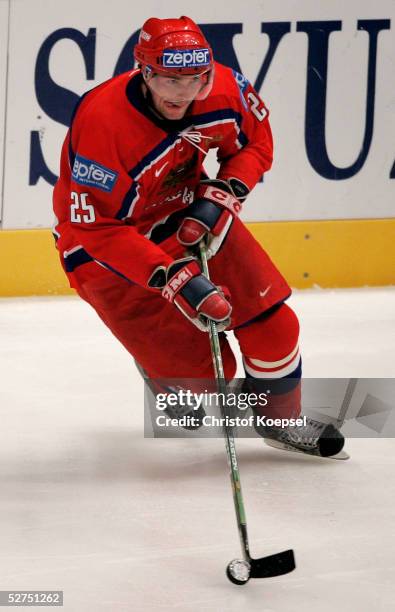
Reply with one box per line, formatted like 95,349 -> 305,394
163,396 -> 206,430
255,416 -> 346,458
137,362 -> 206,430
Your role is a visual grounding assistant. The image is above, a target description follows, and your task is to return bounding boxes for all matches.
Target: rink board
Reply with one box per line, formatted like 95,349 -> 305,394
0,0 -> 394,293
0,0 -> 394,228
0,218 -> 394,296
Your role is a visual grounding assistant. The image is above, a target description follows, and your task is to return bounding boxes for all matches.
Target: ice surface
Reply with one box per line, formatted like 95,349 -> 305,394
0,288 -> 394,611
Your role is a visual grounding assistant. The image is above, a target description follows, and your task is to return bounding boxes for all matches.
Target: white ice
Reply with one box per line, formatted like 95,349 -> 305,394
0,287 -> 394,611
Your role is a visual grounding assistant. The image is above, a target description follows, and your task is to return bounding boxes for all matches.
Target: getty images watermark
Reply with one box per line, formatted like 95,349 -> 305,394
154,389 -> 307,429
145,379 -> 395,438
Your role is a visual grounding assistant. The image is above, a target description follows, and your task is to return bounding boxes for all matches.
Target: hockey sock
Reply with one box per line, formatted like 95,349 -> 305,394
235,303 -> 302,419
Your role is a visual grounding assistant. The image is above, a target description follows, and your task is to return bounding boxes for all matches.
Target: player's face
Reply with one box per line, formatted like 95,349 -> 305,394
147,72 -> 209,120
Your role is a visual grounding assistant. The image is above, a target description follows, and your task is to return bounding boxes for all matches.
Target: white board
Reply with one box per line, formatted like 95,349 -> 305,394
1,0 -> 394,228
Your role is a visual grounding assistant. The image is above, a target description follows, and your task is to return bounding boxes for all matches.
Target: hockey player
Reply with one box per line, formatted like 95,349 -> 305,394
53,16 -> 344,457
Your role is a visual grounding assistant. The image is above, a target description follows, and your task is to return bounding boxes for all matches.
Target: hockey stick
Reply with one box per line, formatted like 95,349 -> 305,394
198,240 -> 295,585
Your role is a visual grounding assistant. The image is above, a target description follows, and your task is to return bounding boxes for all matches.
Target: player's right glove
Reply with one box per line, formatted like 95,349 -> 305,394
177,178 -> 249,259
148,256 -> 232,332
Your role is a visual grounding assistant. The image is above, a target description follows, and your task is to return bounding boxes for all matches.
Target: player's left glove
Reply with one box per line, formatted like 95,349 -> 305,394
148,256 -> 232,332
177,178 -> 249,258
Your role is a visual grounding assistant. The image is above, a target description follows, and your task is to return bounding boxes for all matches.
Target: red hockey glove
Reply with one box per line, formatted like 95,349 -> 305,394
148,256 -> 232,332
177,178 -> 249,259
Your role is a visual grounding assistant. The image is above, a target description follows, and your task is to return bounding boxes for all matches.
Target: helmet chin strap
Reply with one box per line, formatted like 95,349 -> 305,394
142,83 -> 165,120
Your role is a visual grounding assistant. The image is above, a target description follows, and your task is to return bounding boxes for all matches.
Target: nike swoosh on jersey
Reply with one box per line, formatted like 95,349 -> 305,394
259,286 -> 271,298
155,162 -> 169,178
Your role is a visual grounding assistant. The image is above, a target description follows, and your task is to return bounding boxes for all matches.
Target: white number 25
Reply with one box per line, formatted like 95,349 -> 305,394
247,92 -> 268,122
70,192 -> 96,224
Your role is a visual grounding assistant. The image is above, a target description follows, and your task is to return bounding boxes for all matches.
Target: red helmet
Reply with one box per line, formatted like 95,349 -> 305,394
134,16 -> 214,76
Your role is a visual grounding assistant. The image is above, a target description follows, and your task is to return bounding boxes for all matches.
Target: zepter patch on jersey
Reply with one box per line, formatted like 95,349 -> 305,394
72,155 -> 118,193
162,48 -> 211,69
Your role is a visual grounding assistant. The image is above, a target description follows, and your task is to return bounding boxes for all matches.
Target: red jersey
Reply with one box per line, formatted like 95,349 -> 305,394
53,62 -> 273,289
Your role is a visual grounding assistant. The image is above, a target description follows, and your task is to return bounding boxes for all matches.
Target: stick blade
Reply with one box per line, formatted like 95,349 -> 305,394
250,549 -> 295,579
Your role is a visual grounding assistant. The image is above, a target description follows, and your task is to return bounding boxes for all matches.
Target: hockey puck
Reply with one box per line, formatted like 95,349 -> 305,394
226,559 -> 251,585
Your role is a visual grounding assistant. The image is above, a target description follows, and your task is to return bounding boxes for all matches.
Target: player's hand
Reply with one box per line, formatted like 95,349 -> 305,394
148,256 -> 232,331
177,179 -> 246,258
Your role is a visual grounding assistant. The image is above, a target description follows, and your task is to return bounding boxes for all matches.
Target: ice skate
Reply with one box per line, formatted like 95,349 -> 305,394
162,395 -> 206,430
255,416 -> 349,459
137,362 -> 206,430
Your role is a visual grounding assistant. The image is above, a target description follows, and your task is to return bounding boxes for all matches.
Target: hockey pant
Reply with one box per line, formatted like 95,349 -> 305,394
77,272 -> 301,420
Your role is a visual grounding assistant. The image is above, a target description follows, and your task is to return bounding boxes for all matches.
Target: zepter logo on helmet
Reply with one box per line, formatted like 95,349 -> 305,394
134,16 -> 215,101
